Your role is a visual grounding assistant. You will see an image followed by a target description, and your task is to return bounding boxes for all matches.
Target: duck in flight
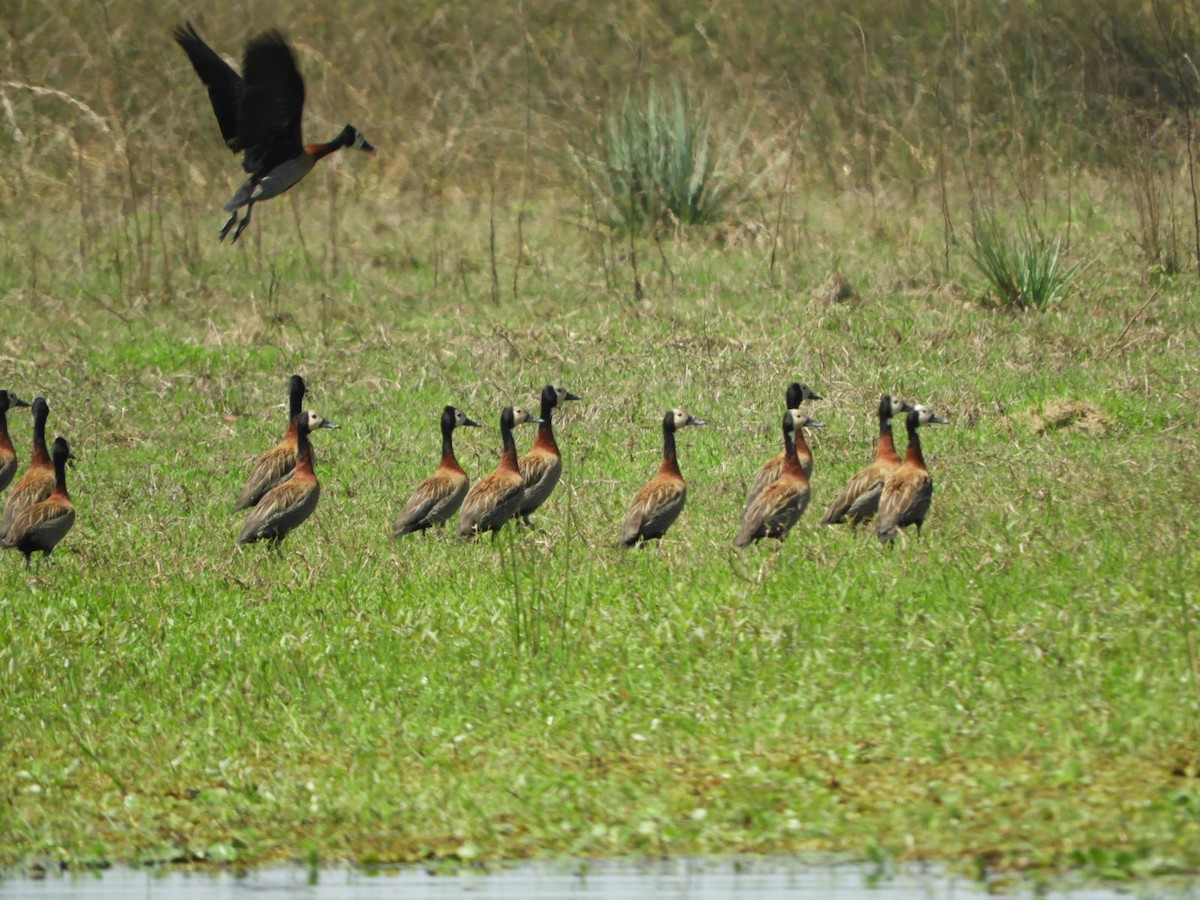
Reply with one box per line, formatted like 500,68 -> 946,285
173,23 -> 377,243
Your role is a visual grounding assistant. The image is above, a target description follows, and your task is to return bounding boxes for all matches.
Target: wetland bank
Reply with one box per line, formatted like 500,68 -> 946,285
2,0 -> 1200,881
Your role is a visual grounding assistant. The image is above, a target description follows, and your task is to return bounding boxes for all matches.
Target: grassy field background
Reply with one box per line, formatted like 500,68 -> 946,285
2,0 -> 1200,881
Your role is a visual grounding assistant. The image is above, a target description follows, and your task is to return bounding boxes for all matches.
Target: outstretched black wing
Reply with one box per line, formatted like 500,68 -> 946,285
234,30 -> 305,174
173,22 -> 243,148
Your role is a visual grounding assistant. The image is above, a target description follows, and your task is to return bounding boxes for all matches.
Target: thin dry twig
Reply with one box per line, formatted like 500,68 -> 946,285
1103,286 -> 1161,358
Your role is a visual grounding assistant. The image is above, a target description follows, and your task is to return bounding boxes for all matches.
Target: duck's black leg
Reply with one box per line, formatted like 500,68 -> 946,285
219,211 -> 238,241
230,202 -> 255,244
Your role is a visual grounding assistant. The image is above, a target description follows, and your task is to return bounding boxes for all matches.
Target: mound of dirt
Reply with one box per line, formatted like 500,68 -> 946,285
1030,399 -> 1111,436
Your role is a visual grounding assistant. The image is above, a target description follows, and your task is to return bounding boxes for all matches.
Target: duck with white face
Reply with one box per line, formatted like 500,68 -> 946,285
518,384 -> 582,527
743,381 -> 823,509
735,409 -> 820,547
620,408 -> 706,548
0,396 -> 53,544
458,406 -> 543,539
237,411 -> 338,550
393,406 -> 482,537
233,375 -> 321,512
821,394 -> 913,528
1,435 -> 75,569
876,404 -> 950,544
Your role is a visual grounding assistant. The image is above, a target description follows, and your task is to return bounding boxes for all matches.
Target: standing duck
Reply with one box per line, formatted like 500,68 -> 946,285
237,411 -> 333,548
173,23 -> 377,243
518,384 -> 582,526
393,406 -> 481,536
233,376 -> 337,511
457,406 -> 542,539
620,409 -> 706,547
876,405 -> 950,544
0,390 -> 31,494
743,381 -> 823,509
821,394 -> 913,527
1,437 -> 75,569
735,410 -> 819,547
0,397 -> 52,543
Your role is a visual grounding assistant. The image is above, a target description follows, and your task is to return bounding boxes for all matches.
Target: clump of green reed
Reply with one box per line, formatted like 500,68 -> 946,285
967,215 -> 1081,310
571,81 -> 760,232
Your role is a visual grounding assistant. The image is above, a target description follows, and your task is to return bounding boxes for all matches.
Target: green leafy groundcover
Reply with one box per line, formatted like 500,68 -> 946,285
2,215 -> 1199,879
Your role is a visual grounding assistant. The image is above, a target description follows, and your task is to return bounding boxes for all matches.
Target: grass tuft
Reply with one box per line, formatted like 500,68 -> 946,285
571,81 -> 761,233
968,215 -> 1081,311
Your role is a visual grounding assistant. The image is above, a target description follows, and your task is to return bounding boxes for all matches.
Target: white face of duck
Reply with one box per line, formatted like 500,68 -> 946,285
553,386 -> 582,405
511,406 -> 544,426
454,409 -> 481,428
670,409 -> 705,430
911,404 -> 949,426
785,408 -> 824,432
304,410 -> 341,431
886,396 -> 912,419
351,128 -> 377,156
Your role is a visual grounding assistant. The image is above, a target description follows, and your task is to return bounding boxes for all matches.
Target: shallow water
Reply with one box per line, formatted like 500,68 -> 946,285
1,859 -> 1196,899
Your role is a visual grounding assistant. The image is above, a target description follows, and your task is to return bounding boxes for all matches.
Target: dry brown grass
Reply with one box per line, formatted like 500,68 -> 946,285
3,0 -> 1199,219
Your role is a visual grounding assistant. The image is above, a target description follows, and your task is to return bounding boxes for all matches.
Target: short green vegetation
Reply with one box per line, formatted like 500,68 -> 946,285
2,0 -> 1200,883
2,217 -> 1197,875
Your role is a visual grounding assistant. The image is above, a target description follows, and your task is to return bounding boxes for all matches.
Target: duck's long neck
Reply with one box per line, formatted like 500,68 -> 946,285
51,450 -> 70,501
782,429 -> 807,479
794,424 -> 813,464
533,397 -> 559,454
294,429 -> 315,480
903,421 -> 926,469
499,421 -> 520,473
289,386 -> 304,420
31,410 -> 50,467
876,417 -> 900,465
306,133 -> 351,162
441,422 -> 464,473
658,423 -> 682,479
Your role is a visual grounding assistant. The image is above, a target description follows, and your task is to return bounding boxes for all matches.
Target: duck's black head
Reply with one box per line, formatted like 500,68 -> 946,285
502,406 -> 542,430
878,394 -> 912,423
0,390 -> 31,413
786,382 -> 822,407
443,405 -> 480,430
51,436 -> 74,466
288,375 -> 307,417
297,410 -> 340,437
337,125 -> 377,156
907,405 -> 950,429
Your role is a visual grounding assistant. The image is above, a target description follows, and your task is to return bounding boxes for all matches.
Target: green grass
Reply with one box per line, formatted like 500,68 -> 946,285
3,0 -> 1200,881
1,194 -> 1199,878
